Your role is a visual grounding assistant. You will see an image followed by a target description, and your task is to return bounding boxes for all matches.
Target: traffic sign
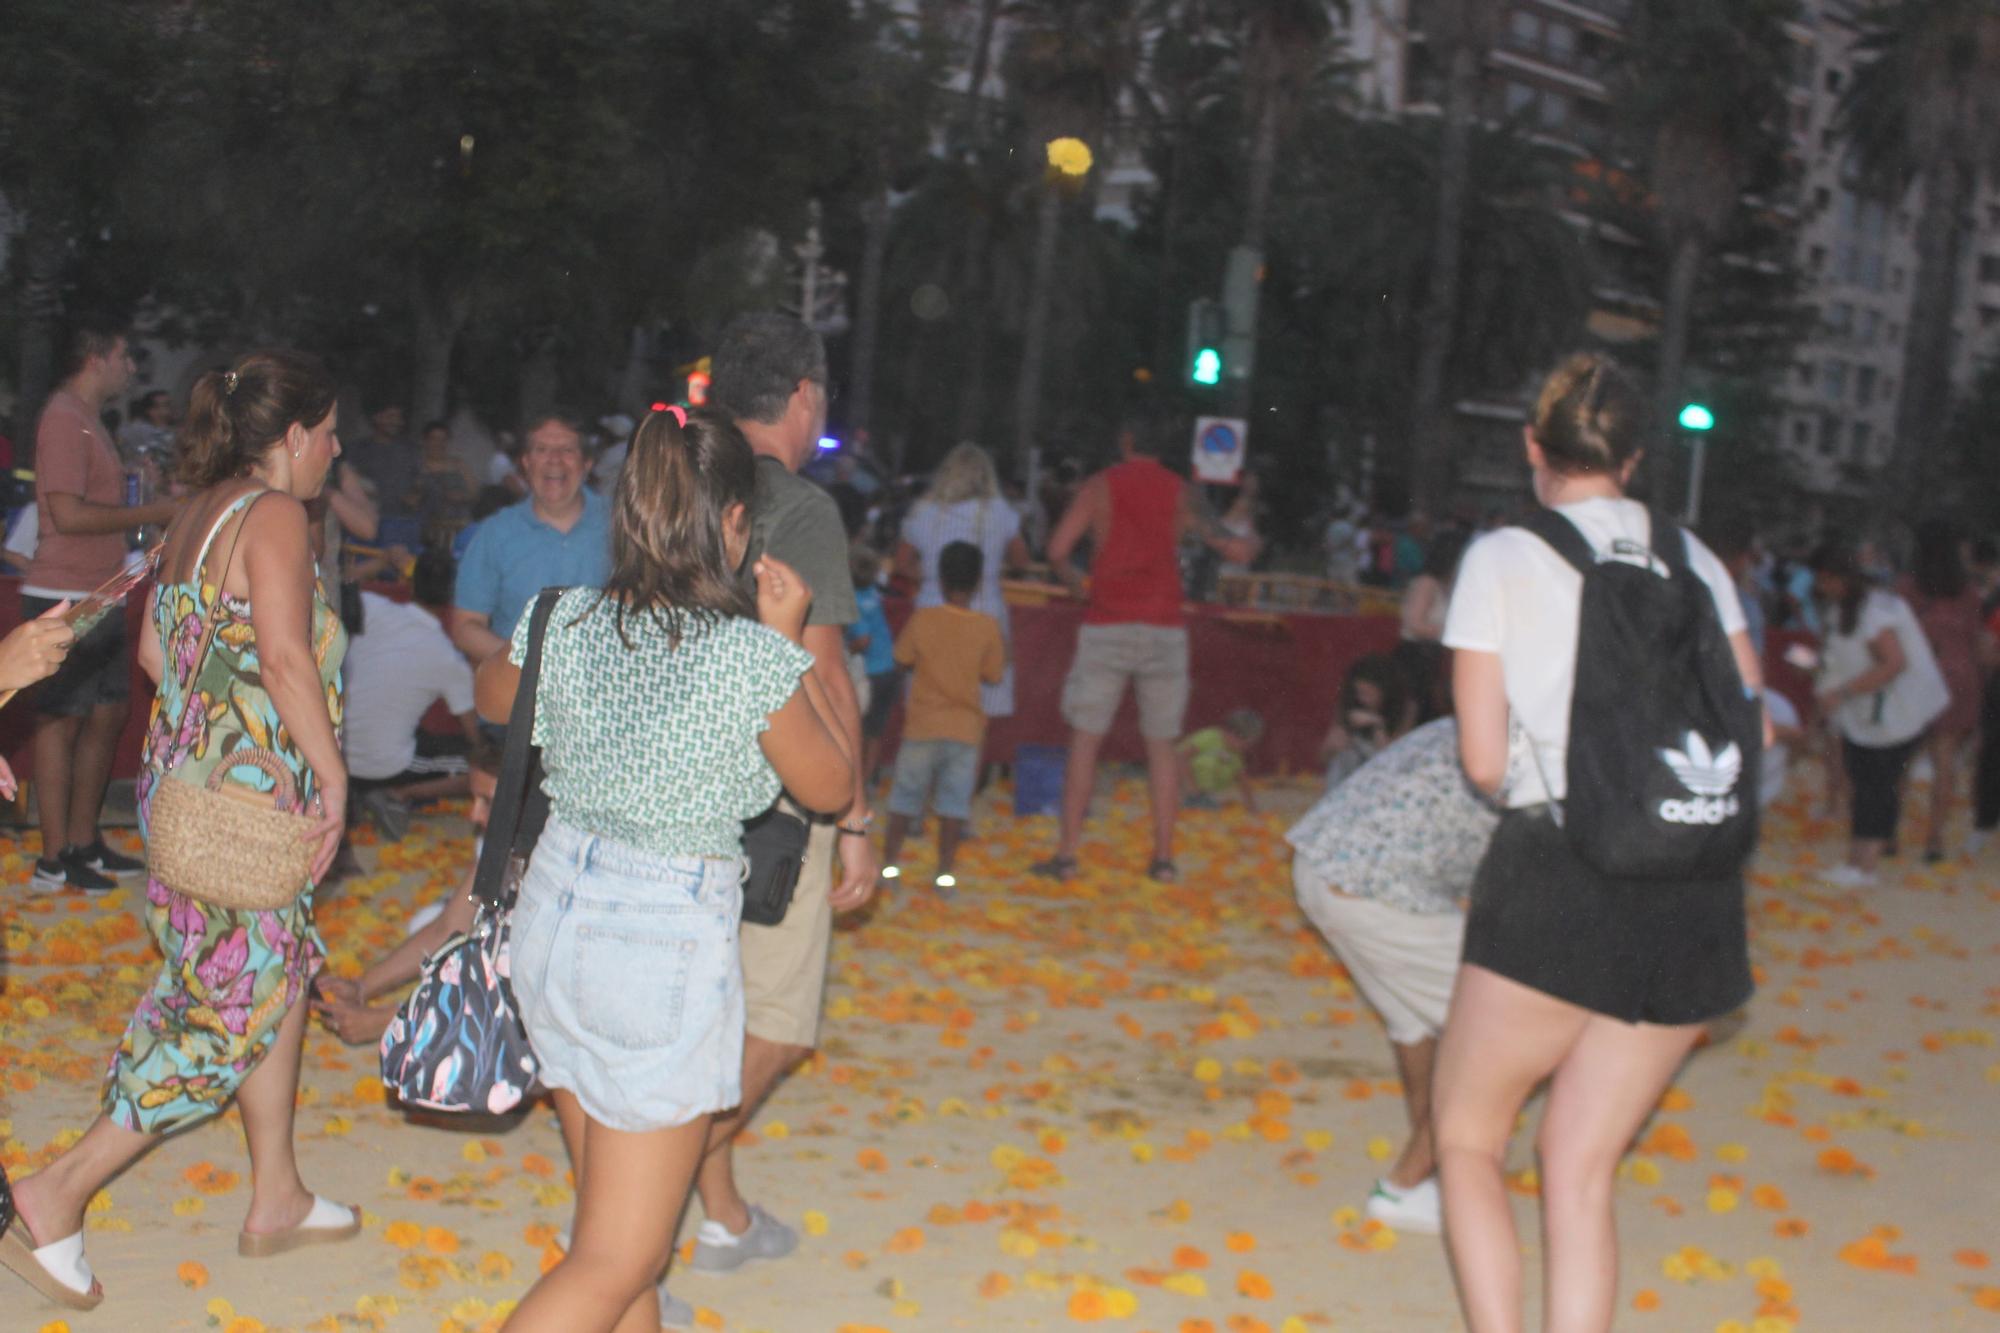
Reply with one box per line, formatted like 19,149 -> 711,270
1191,416 -> 1247,484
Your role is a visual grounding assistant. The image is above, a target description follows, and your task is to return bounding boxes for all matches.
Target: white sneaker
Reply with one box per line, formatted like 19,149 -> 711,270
1822,864 -> 1879,889
1364,1176 -> 1441,1234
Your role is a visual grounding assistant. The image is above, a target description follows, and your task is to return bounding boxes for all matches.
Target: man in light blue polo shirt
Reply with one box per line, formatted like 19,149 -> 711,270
450,412 -> 610,662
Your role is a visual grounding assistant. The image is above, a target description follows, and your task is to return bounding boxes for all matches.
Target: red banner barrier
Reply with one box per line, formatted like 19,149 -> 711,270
0,575 -> 1823,786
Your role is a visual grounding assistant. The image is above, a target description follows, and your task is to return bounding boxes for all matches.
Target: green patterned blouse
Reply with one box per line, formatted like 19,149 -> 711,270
509,588 -> 815,857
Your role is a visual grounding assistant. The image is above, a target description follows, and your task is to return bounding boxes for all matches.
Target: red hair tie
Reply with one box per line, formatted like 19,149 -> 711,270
663,404 -> 687,428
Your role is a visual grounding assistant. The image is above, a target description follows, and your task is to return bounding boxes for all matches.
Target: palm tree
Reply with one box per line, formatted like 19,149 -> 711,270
1004,0 -> 1143,472
1236,0 -> 1340,254
1837,0 -> 2000,517
1277,113 -> 1592,486
1407,0 -> 1503,514
1619,0 -> 1799,510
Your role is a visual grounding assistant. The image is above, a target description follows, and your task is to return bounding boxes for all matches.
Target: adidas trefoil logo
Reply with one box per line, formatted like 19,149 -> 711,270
1657,731 -> 1742,825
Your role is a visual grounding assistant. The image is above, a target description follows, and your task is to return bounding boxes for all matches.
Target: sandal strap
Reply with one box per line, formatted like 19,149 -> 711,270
301,1195 -> 354,1231
33,1229 -> 95,1297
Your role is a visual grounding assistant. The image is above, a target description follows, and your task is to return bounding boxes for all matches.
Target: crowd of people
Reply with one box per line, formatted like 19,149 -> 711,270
0,317 -> 1991,1333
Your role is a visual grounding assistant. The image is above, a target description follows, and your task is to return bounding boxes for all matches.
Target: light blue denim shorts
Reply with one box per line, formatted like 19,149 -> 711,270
509,818 -> 745,1131
887,738 -> 980,821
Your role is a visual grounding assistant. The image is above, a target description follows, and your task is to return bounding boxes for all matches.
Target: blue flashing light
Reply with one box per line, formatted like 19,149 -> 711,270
817,436 -> 840,451
1678,403 -> 1716,432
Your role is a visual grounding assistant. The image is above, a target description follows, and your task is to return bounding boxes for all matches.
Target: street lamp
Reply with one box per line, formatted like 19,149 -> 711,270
1680,401 -> 1715,524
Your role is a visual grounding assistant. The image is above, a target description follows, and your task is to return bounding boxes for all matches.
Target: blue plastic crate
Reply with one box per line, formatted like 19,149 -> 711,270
1014,743 -> 1067,818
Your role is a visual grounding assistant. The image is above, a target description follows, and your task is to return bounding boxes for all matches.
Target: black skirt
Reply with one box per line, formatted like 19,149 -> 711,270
1463,807 -> 1753,1025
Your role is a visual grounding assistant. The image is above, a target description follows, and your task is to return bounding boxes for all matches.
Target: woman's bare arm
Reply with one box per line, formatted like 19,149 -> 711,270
241,496 -> 347,878
1453,649 -> 1510,795
759,681 -> 854,815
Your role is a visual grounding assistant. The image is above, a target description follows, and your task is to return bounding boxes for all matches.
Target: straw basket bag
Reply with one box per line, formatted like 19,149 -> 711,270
145,491 -> 320,912
149,749 -> 317,910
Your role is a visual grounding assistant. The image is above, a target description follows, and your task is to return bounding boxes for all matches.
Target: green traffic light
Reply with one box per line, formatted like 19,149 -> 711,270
1679,403 -> 1715,432
1192,347 -> 1222,386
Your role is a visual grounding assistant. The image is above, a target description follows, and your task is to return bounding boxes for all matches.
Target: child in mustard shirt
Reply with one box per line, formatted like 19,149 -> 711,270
880,541 -> 1005,893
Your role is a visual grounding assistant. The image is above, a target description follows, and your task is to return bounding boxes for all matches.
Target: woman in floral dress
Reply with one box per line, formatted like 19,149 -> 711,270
2,350 -> 356,1312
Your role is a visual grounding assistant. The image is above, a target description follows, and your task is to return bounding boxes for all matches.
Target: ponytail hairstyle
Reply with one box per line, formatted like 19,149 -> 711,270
594,406 -> 758,649
1529,352 -> 1647,477
176,350 -> 338,489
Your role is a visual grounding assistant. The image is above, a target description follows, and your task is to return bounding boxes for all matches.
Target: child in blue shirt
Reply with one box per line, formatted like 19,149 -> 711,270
847,545 -> 900,785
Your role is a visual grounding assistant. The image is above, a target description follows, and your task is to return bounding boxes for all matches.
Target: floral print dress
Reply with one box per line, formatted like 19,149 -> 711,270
103,490 -> 347,1134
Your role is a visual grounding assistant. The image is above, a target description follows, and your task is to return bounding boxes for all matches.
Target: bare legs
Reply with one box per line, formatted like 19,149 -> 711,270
880,813 -> 912,873
935,816 -> 964,879
1433,965 -> 1702,1333
1141,737 -> 1179,865
1052,729 -> 1106,862
1048,730 -> 1178,868
503,1090 -> 706,1333
31,699 -> 125,857
12,973 -> 322,1255
693,1036 -> 809,1238
236,985 -> 320,1234
1384,1038 -> 1438,1190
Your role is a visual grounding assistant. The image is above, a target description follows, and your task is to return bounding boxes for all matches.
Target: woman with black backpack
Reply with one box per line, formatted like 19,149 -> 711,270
1433,354 -> 1768,1332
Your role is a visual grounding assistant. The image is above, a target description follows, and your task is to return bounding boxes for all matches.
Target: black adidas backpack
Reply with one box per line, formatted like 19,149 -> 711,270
1522,506 -> 1762,880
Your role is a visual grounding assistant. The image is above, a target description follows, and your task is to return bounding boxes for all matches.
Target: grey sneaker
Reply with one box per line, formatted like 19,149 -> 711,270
656,1283 -> 696,1329
688,1204 -> 798,1273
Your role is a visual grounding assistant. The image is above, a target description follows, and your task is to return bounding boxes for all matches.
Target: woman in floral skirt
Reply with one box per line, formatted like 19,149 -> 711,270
2,350 -> 356,1312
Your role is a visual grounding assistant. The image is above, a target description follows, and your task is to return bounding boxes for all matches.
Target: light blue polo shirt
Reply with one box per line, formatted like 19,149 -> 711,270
453,490 -> 611,640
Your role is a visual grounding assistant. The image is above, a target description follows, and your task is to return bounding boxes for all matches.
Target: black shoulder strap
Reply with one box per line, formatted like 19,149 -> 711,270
472,587 -> 565,909
1647,506 -> 1693,576
1519,508 -> 1596,577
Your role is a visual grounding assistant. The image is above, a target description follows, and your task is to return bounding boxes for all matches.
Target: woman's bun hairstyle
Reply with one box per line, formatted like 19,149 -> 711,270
177,350 -> 338,489
1530,352 -> 1646,477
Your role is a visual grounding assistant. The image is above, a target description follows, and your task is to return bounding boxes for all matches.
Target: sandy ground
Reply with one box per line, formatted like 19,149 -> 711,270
2,762 -> 1998,1333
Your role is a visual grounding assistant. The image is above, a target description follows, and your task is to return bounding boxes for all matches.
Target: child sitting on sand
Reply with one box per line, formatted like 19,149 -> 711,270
1176,708 -> 1264,812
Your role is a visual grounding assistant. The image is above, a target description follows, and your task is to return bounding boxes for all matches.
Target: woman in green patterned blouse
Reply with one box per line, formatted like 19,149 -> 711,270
477,406 -> 850,1333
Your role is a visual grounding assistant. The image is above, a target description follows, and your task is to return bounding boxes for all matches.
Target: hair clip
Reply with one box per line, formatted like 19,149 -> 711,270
662,404 -> 687,429
222,370 -> 240,395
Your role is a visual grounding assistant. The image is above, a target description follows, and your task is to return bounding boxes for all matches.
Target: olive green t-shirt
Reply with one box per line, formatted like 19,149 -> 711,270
745,455 -> 859,629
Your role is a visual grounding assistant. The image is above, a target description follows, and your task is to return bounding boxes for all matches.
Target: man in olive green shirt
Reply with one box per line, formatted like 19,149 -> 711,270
664,313 -> 875,1301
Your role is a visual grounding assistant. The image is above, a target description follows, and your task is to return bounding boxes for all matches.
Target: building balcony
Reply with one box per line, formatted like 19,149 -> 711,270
1541,0 -> 1632,29
1493,41 -> 1610,93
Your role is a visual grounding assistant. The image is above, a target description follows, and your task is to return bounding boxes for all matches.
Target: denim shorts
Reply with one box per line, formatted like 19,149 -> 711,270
509,818 -> 746,1131
888,738 -> 979,821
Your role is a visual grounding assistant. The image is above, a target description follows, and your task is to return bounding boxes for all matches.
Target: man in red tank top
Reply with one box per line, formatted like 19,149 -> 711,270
1031,418 -> 1254,882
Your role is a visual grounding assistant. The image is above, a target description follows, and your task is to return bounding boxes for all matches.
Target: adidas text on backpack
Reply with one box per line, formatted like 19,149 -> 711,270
1522,507 -> 1761,880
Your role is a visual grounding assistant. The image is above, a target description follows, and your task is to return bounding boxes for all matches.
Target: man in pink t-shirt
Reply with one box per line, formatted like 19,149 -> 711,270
23,318 -> 179,894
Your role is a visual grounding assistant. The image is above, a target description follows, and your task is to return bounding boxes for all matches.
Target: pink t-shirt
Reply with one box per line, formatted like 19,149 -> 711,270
27,389 -> 127,595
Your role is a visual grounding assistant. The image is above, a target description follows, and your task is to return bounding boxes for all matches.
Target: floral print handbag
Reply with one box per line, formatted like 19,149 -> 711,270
379,589 -> 561,1113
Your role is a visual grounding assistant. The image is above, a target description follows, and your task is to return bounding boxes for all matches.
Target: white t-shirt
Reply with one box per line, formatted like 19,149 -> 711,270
1443,498 -> 1748,808
342,592 -> 476,780
1817,589 -> 1949,747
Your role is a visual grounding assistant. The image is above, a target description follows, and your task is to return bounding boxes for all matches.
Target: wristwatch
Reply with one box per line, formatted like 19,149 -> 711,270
837,811 -> 874,837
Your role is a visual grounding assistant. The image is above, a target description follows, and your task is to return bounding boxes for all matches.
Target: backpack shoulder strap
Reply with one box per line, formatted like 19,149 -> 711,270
1647,506 -> 1693,576
1518,508 -> 1596,577
471,586 -> 566,910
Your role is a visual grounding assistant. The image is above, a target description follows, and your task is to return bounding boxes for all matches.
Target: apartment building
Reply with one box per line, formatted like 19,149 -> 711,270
1779,1 -> 2000,496
1367,0 -> 2000,503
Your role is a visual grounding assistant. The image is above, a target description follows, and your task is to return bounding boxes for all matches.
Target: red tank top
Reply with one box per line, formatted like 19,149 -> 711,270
1086,457 -> 1185,627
